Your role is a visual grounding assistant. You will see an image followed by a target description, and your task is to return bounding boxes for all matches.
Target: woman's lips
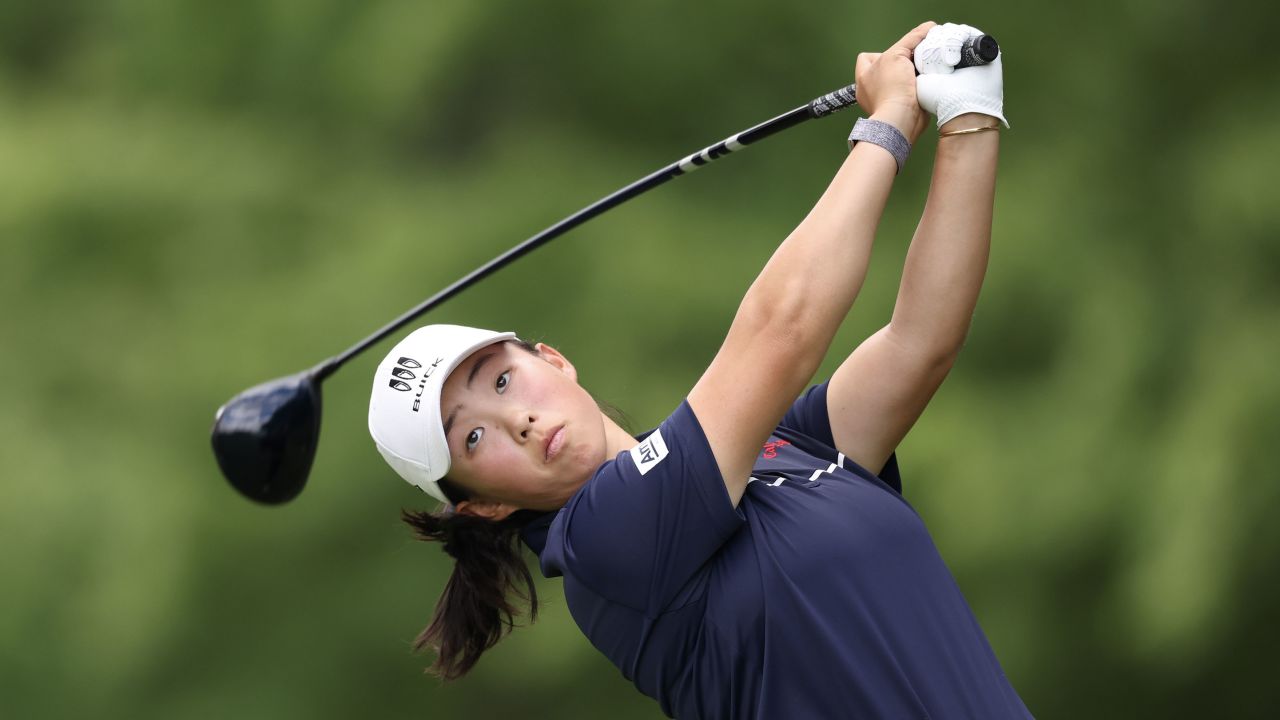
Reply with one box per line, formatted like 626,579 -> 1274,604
544,426 -> 566,463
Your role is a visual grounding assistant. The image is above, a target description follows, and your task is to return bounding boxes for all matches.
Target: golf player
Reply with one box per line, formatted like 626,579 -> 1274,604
368,21 -> 1031,718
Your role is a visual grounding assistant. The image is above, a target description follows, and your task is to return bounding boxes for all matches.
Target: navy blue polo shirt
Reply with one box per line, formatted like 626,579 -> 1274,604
522,383 -> 1032,719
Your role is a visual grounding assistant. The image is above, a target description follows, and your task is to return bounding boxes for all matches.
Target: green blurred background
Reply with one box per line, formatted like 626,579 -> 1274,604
3,0 -> 1277,717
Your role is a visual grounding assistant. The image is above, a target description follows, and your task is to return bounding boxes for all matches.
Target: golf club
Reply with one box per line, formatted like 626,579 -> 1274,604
211,35 -> 1000,505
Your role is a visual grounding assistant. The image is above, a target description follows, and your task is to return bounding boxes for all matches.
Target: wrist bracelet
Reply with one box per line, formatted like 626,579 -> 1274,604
939,124 -> 1000,138
847,118 -> 910,174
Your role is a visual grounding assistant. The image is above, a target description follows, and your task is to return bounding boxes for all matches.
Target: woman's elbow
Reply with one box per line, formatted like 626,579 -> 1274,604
739,287 -> 827,349
886,320 -> 969,370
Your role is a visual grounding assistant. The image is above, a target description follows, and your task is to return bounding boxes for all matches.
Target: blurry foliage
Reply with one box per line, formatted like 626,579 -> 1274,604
2,0 -> 1278,718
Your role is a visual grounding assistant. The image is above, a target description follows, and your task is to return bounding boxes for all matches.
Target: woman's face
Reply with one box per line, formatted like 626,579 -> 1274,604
439,341 -> 608,513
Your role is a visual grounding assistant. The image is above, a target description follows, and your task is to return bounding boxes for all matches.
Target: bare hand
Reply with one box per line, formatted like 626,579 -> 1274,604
855,22 -> 934,143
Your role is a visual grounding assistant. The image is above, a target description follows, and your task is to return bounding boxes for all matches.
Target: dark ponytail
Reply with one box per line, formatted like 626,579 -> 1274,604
401,496 -> 540,680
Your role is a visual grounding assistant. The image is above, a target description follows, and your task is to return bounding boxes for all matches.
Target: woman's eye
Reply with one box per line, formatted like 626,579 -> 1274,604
495,370 -> 510,394
466,428 -> 484,451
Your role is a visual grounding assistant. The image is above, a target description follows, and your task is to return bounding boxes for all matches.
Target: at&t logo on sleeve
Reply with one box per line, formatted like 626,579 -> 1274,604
629,428 -> 669,476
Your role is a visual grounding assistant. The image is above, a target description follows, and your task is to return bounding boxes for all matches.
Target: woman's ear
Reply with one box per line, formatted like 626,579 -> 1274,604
534,342 -> 578,382
454,499 -> 519,522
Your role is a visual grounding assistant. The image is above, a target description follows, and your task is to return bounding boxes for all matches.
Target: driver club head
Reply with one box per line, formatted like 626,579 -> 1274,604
211,370 -> 323,504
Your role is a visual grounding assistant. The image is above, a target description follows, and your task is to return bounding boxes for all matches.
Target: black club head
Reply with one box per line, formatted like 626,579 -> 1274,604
211,370 -> 323,504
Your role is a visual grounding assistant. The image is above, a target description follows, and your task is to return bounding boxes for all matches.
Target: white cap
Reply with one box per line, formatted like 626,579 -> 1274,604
368,324 -> 517,503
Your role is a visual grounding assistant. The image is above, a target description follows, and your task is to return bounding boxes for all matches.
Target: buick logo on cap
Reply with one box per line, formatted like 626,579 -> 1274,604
387,356 -> 445,410
388,357 -> 420,391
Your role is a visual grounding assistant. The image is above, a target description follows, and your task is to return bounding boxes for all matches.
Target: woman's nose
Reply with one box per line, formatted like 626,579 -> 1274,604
510,411 -> 537,442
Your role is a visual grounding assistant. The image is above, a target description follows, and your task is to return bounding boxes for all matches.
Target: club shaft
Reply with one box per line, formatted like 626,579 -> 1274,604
313,84 -> 860,381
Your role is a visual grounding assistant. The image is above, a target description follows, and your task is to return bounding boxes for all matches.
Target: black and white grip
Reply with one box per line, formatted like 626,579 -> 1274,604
955,34 -> 1000,69
806,34 -> 1000,118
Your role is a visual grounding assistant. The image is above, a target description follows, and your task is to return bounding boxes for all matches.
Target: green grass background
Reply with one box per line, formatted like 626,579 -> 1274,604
3,1 -> 1278,717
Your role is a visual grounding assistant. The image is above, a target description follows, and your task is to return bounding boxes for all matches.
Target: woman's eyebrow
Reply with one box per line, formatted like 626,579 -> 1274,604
444,350 -> 500,435
466,352 -> 497,389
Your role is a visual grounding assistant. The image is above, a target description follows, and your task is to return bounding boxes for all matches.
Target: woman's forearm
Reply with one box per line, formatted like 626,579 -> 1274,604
888,113 -> 999,357
736,107 -> 908,380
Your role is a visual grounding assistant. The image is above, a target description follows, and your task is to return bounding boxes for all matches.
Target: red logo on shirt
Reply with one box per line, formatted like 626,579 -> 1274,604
761,439 -> 790,459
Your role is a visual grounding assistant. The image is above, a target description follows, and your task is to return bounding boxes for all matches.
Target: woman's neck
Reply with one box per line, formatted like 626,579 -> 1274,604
602,411 -> 639,458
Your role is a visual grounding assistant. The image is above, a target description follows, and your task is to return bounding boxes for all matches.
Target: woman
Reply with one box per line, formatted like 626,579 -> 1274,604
368,21 -> 1031,719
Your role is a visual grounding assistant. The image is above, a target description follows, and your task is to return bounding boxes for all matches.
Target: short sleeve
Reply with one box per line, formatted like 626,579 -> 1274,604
540,401 -> 745,615
781,380 -> 903,494
781,381 -> 838,448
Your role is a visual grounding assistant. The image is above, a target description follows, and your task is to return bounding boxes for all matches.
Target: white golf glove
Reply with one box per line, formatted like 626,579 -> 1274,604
914,22 -> 1008,128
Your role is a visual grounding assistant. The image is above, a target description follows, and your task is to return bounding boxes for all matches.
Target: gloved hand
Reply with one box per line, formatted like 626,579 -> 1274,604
914,22 -> 1008,129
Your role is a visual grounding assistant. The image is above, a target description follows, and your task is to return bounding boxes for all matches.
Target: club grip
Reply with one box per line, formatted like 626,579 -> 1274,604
955,34 -> 999,69
808,84 -> 858,118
